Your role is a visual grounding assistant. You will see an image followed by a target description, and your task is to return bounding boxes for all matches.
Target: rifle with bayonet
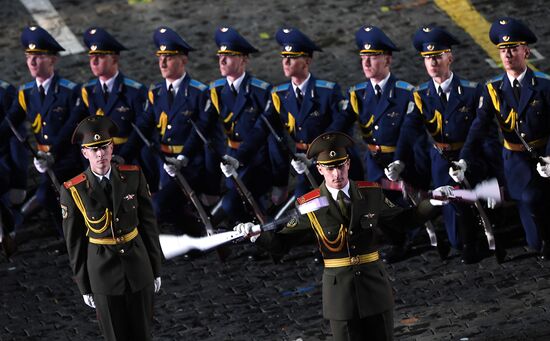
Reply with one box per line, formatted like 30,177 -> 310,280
6,117 -> 61,195
130,122 -> 215,236
189,119 -> 267,224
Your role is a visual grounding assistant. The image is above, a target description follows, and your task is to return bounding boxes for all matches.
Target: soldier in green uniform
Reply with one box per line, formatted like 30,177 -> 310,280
235,132 -> 439,341
60,116 -> 162,341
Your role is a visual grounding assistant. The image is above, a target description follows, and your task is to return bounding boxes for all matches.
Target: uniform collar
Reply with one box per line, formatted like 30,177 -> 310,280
506,68 -> 527,87
100,71 -> 119,93
325,181 -> 350,201
92,166 -> 112,181
432,72 -> 453,94
36,73 -> 54,94
165,72 -> 186,94
292,72 -> 311,96
227,71 -> 246,93
370,72 -> 391,93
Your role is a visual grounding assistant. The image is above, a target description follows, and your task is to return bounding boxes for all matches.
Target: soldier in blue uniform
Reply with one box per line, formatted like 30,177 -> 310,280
209,27 -> 274,224
347,25 -> 425,262
75,27 -> 147,167
269,27 -> 362,199
139,26 -> 222,232
0,26 -> 82,237
393,26 -> 503,263
457,17 -> 550,260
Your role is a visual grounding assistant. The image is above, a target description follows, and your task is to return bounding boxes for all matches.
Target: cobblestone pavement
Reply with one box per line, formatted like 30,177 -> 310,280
1,0 -> 550,340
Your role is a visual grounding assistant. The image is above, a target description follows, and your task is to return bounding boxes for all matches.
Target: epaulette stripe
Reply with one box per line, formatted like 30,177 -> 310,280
395,81 -> 414,91
459,80 -> 478,88
118,164 -> 140,171
58,78 -> 77,90
349,82 -> 368,92
84,79 -> 98,88
210,78 -> 226,89
273,83 -> 290,92
486,74 -> 504,85
250,78 -> 270,90
124,78 -> 144,89
534,71 -> 550,81
64,173 -> 87,189
297,189 -> 321,205
315,80 -> 335,89
356,181 -> 381,189
415,82 -> 429,92
189,79 -> 207,91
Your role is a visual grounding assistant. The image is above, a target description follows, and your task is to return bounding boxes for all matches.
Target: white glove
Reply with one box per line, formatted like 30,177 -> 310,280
291,153 -> 311,175
111,155 -> 125,165
154,277 -> 161,293
536,156 -> 550,178
430,185 -> 454,206
384,160 -> 405,181
449,159 -> 467,183
234,222 -> 261,242
271,186 -> 288,205
220,155 -> 239,178
33,151 -> 54,174
163,155 -> 189,177
82,294 -> 95,308
487,197 -> 497,209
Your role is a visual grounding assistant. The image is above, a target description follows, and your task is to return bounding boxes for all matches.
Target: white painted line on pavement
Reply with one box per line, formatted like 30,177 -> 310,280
19,0 -> 85,56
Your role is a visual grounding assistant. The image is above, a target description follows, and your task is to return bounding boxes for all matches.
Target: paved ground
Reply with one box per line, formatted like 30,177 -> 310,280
1,0 -> 550,340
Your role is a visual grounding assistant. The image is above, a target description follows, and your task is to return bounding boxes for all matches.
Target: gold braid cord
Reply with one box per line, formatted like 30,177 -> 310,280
69,187 -> 111,235
306,212 -> 347,252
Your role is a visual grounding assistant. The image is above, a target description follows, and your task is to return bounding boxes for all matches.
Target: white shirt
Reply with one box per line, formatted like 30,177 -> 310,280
325,181 -> 351,202
433,72 -> 454,101
100,71 -> 119,93
507,68 -> 527,88
292,73 -> 311,98
166,73 -> 186,95
227,72 -> 246,94
36,74 -> 54,94
370,72 -> 391,94
92,166 -> 112,182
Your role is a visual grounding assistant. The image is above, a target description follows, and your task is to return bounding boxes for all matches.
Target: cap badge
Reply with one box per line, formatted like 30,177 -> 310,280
283,28 -> 291,34
221,27 -> 229,32
502,35 -> 510,42
500,20 -> 507,25
364,43 -> 371,50
364,26 -> 372,32
91,44 -> 97,51
427,44 -> 435,51
220,45 -> 227,51
160,28 -> 167,33
29,26 -> 37,31
28,43 -> 36,50
423,27 -> 431,32
329,150 -> 336,158
94,134 -> 101,141
90,29 -> 97,35
285,45 -> 292,51
160,45 -> 166,51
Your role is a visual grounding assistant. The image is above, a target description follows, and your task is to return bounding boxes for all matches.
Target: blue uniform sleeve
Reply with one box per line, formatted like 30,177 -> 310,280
117,84 -> 148,161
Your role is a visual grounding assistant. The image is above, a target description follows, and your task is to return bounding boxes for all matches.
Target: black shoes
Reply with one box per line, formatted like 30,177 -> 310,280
539,241 -> 550,261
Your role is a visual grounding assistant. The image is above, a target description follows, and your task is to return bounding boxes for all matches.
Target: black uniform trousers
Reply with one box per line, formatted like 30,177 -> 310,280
330,309 -> 393,341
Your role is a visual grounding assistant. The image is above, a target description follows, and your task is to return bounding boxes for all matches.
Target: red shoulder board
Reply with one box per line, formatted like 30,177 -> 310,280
297,188 -> 321,205
64,173 -> 87,189
117,164 -> 140,171
356,181 -> 381,189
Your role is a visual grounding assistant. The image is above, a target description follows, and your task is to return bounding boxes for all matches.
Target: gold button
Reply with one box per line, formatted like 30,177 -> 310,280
374,125 -> 379,130
43,122 -> 46,126
115,218 -> 119,222
119,249 -> 125,254
44,135 -> 48,140
350,256 -> 359,265
167,137 -> 172,142
445,120 -> 448,124
349,230 -> 354,235
298,127 -> 302,131
351,245 -> 356,249
521,133 -> 526,138
372,138 -> 376,142
167,125 -> 172,129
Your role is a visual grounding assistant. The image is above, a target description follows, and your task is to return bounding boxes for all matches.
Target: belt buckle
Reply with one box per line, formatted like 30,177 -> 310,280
350,256 -> 360,265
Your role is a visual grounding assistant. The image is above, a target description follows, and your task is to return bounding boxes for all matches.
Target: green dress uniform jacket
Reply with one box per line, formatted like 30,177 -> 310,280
60,164 -> 162,296
258,180 -> 434,321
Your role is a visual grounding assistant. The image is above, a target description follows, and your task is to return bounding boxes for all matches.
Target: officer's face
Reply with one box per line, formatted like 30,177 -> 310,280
218,54 -> 247,79
89,54 -> 119,79
423,52 -> 453,79
158,54 -> 187,81
317,159 -> 350,190
361,54 -> 391,80
82,142 -> 114,175
281,56 -> 310,79
499,45 -> 529,73
25,53 -> 57,79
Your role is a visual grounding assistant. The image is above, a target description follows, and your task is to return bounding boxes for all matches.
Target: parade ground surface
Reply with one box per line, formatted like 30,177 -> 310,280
1,0 -> 550,340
